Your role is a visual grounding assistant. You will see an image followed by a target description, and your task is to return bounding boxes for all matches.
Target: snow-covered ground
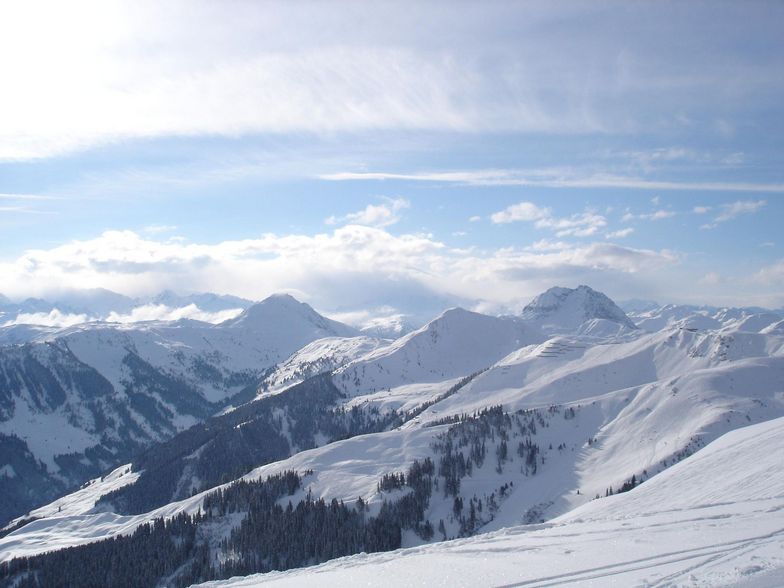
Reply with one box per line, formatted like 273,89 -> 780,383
196,416 -> 784,587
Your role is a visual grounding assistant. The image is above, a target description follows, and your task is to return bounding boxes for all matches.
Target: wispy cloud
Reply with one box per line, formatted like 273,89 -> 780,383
3,3 -> 783,159
701,199 -> 766,229
321,170 -> 784,193
143,224 -> 179,234
490,201 -> 606,237
606,228 -> 634,239
625,209 -> 676,222
0,193 -> 58,201
0,205 -> 56,215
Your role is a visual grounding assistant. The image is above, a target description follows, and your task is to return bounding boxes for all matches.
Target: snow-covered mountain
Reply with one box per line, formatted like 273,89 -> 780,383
628,303 -> 783,333
335,307 -> 544,396
2,285 -> 783,587
146,290 -> 252,313
520,285 -> 638,334
0,289 -> 255,339
0,294 -> 357,526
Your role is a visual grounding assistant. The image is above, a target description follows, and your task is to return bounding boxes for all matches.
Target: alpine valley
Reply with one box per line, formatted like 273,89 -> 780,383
1,285 -> 783,587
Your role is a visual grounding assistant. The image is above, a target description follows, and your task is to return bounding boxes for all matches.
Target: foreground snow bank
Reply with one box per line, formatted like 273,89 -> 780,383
196,417 -> 784,587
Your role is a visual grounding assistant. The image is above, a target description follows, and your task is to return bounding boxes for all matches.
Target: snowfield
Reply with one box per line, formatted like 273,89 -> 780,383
196,416 -> 784,587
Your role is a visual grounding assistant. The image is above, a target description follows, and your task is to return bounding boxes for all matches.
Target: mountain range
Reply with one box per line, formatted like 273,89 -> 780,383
0,285 -> 782,586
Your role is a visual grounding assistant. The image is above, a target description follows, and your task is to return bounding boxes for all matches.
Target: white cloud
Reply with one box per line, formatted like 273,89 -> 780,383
701,199 -> 766,229
0,3 -> 621,160
326,197 -> 410,228
468,216 -> 482,222
322,169 -> 784,193
606,228 -> 634,239
106,303 -> 242,324
143,224 -> 178,234
3,3 -> 782,160
490,201 -> 606,237
490,202 -> 550,224
693,205 -> 711,214
621,209 -> 676,222
2,309 -> 90,328
651,196 -> 660,205
536,212 -> 607,237
714,199 -> 766,223
0,226 -> 678,312
647,210 -> 676,221
525,239 -> 572,252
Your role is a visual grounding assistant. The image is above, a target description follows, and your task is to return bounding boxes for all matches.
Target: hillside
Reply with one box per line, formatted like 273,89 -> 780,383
196,416 -> 784,587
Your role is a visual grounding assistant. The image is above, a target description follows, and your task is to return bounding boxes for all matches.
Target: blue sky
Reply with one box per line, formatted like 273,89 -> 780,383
1,1 -> 783,314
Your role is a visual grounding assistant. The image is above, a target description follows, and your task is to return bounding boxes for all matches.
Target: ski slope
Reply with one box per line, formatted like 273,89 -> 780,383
196,416 -> 784,587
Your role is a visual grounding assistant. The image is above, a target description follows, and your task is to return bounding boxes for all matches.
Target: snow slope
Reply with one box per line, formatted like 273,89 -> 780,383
258,336 -> 386,395
335,307 -> 544,396
196,416 -> 784,588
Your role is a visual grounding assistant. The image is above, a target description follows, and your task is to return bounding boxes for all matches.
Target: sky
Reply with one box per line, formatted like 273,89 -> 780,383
1,0 -> 783,319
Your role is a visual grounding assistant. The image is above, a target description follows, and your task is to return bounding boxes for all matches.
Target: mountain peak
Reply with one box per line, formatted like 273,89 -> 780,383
521,285 -> 637,332
222,293 -> 357,338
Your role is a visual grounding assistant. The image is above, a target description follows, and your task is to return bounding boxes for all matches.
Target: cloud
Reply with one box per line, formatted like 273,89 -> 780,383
3,3 -> 783,160
0,226 -> 679,313
106,303 -> 242,324
701,199 -> 766,229
525,239 -> 572,252
326,198 -> 410,228
754,259 -> 784,286
468,216 -> 482,222
143,224 -> 178,234
490,202 -> 550,224
0,193 -> 57,201
2,309 -> 90,328
606,228 -> 634,239
646,210 -> 676,221
490,201 -> 606,237
322,170 -> 784,193
693,206 -> 711,214
621,209 -> 675,222
699,272 -> 723,286
714,199 -> 766,223
0,3 -> 619,160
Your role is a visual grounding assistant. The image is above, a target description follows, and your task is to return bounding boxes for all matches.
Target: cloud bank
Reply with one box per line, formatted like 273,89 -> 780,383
0,226 -> 682,315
